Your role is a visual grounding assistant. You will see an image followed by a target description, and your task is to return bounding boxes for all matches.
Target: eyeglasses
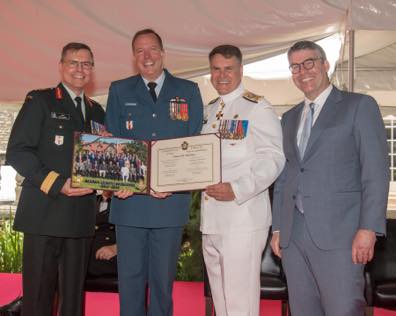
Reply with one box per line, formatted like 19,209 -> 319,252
63,60 -> 94,70
289,57 -> 322,74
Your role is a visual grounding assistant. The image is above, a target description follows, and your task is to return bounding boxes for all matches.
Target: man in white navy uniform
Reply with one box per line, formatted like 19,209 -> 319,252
201,44 -> 285,316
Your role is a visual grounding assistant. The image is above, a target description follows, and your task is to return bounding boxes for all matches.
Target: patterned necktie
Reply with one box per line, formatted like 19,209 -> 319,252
75,96 -> 85,124
147,82 -> 157,103
298,102 -> 315,158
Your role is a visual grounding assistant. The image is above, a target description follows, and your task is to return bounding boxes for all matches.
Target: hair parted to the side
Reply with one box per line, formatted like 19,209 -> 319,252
287,40 -> 327,61
60,42 -> 94,65
209,45 -> 242,64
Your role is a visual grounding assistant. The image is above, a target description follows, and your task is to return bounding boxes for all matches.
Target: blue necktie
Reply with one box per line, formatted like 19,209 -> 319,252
296,102 -> 315,213
299,102 -> 315,158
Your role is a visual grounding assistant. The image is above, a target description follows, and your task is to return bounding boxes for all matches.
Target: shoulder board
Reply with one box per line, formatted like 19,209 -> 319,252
208,96 -> 220,105
25,87 -> 53,101
243,91 -> 263,103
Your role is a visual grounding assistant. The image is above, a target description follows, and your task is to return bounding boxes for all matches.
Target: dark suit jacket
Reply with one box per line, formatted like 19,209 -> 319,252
272,86 -> 389,250
88,198 -> 117,276
6,83 -> 105,237
105,70 -> 203,228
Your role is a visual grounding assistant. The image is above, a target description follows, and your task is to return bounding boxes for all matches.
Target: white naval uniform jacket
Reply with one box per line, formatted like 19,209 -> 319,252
200,84 -> 285,235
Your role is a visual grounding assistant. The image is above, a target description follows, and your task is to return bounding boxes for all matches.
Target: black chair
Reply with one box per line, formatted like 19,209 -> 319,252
260,231 -> 289,316
365,219 -> 396,316
204,229 -> 289,316
84,274 -> 119,293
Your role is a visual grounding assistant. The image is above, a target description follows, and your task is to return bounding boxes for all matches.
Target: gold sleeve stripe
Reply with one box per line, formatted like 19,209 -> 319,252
40,171 -> 60,194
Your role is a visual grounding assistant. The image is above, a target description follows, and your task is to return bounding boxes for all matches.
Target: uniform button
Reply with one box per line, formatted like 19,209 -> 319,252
204,196 -> 209,201
152,132 -> 156,137
152,113 -> 157,118
300,168 -> 304,172
292,195 -> 296,200
95,225 -> 98,230
105,237 -> 110,241
110,225 -> 114,230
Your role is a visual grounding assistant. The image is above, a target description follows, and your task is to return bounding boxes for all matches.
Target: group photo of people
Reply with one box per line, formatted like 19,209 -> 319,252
0,2 -> 395,316
72,134 -> 148,192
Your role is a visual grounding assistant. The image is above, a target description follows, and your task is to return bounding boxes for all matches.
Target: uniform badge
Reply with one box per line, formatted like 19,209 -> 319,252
54,135 -> 64,146
169,97 -> 189,121
215,98 -> 225,120
126,113 -> 134,130
219,120 -> 249,140
126,120 -> 134,130
55,87 -> 63,100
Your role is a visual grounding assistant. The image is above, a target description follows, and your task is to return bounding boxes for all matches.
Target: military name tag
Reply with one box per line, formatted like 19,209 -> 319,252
219,120 -> 249,140
169,97 -> 189,121
54,135 -> 64,146
51,112 -> 70,120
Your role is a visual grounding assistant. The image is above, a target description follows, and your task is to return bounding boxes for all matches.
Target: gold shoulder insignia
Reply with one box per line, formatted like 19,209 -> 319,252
208,97 -> 220,105
243,91 -> 263,103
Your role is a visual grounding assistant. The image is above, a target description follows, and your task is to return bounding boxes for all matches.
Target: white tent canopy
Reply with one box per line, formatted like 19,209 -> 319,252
0,0 -> 395,105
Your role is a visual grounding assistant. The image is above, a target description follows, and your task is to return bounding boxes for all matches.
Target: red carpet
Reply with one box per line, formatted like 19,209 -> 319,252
1,273 -> 395,315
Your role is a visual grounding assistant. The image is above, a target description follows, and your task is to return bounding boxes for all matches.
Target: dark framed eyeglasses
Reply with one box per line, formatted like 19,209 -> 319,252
63,60 -> 94,70
289,57 -> 322,74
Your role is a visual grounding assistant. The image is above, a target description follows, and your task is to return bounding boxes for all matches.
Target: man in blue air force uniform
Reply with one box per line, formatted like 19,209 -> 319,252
105,29 -> 203,316
6,42 -> 105,316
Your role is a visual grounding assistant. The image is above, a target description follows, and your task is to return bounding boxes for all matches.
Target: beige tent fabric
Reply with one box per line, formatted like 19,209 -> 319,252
0,0 -> 395,105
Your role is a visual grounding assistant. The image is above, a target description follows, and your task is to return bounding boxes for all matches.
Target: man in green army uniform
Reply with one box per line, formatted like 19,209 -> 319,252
6,42 -> 105,316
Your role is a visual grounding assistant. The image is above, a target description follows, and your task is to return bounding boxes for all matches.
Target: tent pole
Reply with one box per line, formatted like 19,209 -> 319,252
347,29 -> 355,92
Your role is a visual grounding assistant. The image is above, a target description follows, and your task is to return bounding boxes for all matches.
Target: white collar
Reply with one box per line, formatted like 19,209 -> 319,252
219,83 -> 245,104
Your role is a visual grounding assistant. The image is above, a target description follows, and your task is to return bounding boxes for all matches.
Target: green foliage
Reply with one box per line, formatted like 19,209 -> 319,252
0,210 -> 23,272
124,141 -> 148,163
0,192 -> 204,278
176,191 -> 203,281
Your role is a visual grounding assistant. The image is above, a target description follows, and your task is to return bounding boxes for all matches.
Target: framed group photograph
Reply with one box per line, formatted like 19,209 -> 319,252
72,133 -> 150,193
71,133 -> 222,193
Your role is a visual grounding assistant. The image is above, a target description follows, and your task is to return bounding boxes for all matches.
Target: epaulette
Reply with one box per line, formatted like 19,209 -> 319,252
25,87 -> 52,101
208,97 -> 220,105
243,91 -> 263,103
25,94 -> 34,101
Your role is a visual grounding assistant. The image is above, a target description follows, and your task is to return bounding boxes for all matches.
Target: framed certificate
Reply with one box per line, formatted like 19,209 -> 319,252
71,133 -> 221,193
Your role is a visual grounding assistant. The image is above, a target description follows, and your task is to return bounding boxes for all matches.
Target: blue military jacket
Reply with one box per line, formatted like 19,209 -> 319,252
105,70 -> 203,228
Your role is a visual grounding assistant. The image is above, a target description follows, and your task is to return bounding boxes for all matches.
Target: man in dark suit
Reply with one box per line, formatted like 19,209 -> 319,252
105,29 -> 203,316
6,42 -> 105,316
271,40 -> 389,316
